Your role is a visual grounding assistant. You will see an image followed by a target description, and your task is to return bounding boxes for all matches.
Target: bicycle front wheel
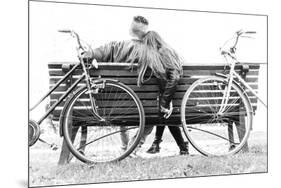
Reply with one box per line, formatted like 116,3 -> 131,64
181,76 -> 253,156
61,80 -> 145,164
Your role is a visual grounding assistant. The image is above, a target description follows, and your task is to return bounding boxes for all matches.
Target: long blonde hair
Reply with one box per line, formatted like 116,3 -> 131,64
129,31 -> 183,86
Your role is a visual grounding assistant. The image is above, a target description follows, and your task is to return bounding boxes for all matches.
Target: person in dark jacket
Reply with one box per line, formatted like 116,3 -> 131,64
81,16 -> 189,155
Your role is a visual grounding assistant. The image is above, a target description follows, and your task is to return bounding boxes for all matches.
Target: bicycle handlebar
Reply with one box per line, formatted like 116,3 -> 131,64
244,31 -> 256,34
58,29 -> 97,68
58,29 -> 72,33
221,30 -> 256,57
58,29 -> 85,51
232,30 -> 256,49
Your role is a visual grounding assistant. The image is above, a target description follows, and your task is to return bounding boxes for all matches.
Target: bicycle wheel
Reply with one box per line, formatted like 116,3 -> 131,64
61,79 -> 145,164
181,76 -> 253,156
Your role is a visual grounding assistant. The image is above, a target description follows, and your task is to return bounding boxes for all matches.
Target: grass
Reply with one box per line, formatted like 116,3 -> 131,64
29,140 -> 267,187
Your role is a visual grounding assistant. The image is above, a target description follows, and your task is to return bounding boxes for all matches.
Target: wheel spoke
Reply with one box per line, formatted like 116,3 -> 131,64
182,76 -> 252,156
186,126 -> 239,145
62,82 -> 144,163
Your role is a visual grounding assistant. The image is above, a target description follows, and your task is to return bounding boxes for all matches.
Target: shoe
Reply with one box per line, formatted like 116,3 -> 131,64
179,141 -> 189,155
179,150 -> 189,155
129,151 -> 138,158
120,146 -> 127,153
129,144 -> 142,158
78,149 -> 85,156
147,143 -> 160,154
229,144 -> 236,151
147,139 -> 162,154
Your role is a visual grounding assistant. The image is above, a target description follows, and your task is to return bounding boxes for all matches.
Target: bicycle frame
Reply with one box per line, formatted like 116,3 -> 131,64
231,69 -> 267,107
29,59 -> 103,125
219,56 -> 267,114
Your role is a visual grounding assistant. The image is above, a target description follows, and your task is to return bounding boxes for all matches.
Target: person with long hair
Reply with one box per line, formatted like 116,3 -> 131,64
81,15 -> 189,155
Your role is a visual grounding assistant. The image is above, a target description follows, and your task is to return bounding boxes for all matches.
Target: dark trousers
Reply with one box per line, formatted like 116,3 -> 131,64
154,116 -> 187,150
149,77 -> 187,150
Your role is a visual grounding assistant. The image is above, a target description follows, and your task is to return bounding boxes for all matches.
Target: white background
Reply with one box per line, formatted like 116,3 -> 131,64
1,0 -> 280,188
29,0 -> 267,131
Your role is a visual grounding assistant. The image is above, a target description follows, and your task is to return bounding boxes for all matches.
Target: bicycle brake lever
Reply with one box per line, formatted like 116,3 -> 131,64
92,59 -> 98,69
236,29 -> 243,36
230,47 -> 236,53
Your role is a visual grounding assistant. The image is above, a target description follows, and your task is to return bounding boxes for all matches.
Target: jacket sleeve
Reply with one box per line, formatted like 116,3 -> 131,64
159,69 -> 181,109
92,41 -> 131,62
92,41 -> 117,62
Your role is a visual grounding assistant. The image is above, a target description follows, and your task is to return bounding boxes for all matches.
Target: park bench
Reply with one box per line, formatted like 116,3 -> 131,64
48,62 -> 261,164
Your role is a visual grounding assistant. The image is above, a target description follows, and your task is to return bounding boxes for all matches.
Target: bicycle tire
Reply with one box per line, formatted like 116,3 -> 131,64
181,76 -> 253,156
61,79 -> 145,164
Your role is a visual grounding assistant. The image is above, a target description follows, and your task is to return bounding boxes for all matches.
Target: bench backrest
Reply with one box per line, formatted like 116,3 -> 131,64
48,62 -> 260,125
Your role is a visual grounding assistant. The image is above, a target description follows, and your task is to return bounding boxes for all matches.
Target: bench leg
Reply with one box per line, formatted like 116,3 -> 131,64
58,120 -> 80,165
227,120 -> 235,150
79,126 -> 87,154
58,137 -> 72,165
237,111 -> 249,152
227,113 -> 249,153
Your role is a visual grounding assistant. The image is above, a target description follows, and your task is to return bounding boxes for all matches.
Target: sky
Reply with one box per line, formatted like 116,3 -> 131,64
29,1 -> 267,131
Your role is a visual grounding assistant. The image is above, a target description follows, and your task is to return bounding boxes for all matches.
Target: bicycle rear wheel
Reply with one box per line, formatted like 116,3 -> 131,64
61,79 -> 145,164
181,76 -> 253,156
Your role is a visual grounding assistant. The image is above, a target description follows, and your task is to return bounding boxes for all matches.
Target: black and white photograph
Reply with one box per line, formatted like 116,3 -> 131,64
6,0 -> 281,187
27,0 -> 269,187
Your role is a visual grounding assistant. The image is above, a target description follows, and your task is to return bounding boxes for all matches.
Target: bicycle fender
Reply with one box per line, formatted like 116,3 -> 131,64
58,86 -> 86,137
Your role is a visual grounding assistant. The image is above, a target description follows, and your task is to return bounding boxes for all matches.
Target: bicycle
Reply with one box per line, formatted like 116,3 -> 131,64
29,30 -> 145,164
181,30 -> 267,156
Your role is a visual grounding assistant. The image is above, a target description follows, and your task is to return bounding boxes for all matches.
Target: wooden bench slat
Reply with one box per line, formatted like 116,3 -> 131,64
51,107 -> 258,122
50,83 -> 259,92
50,89 -> 260,101
48,69 -> 260,77
48,62 -> 261,123
48,62 -> 262,70
50,97 -> 258,111
52,104 -> 258,117
50,77 -> 259,86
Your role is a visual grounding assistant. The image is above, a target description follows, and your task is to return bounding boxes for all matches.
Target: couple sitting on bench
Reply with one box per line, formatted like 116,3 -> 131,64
81,15 -> 189,156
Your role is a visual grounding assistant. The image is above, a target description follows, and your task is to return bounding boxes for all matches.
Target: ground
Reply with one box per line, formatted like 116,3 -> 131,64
29,123 -> 267,187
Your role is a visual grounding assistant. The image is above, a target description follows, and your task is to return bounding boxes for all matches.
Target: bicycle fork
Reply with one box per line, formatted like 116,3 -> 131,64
80,58 -> 105,122
218,75 -> 233,115
218,58 -> 236,115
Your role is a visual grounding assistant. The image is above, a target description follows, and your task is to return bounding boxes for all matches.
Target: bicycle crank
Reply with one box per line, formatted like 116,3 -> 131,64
29,119 -> 59,150
38,138 -> 59,151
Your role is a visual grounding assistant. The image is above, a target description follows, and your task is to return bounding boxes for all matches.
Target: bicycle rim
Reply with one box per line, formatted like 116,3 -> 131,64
181,76 -> 253,156
62,80 -> 145,164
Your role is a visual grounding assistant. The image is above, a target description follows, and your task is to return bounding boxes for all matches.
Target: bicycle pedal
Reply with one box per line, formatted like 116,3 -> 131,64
51,144 -> 59,151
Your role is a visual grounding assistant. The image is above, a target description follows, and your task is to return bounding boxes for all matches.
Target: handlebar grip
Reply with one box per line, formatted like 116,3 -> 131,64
245,31 -> 256,34
58,29 -> 72,33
